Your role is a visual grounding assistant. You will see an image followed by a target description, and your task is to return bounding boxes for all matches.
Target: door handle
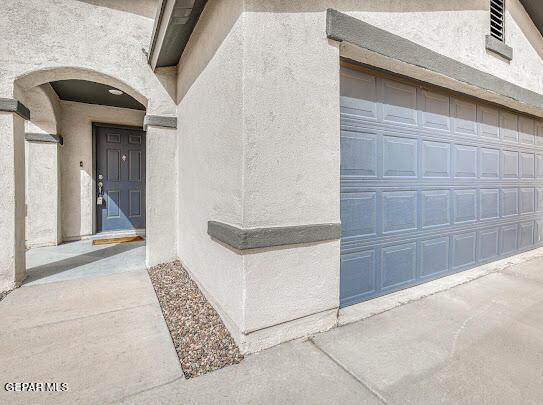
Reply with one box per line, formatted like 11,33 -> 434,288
97,175 -> 104,205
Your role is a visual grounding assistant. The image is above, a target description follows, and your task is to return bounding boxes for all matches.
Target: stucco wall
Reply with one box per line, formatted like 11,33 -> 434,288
25,141 -> 61,247
60,101 -> 145,240
1,0 -> 174,115
176,0 -> 246,334
174,0 -> 543,351
24,84 -> 63,247
0,114 -> 26,290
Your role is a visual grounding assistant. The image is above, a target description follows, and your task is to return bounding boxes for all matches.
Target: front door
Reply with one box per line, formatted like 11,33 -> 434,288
96,125 -> 146,232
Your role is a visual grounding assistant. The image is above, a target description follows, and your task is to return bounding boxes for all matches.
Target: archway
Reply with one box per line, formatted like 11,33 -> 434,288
15,67 -> 150,285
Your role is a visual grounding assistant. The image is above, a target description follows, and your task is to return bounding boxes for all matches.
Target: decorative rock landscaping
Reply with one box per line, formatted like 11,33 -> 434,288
148,261 -> 243,378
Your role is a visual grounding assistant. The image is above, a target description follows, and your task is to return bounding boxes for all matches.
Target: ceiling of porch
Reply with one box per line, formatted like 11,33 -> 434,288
50,79 -> 146,111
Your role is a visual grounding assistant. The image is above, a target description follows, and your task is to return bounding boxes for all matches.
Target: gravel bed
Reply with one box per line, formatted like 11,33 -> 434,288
0,290 -> 12,302
148,260 -> 243,378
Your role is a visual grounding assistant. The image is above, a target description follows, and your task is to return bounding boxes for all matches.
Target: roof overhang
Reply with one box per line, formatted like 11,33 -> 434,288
148,0 -> 207,70
519,0 -> 543,38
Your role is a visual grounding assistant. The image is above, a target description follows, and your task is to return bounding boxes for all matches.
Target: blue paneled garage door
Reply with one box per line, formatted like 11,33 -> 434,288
340,65 -> 543,307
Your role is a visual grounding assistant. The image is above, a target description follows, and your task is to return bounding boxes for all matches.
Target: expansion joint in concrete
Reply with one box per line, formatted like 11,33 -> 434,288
308,338 -> 388,404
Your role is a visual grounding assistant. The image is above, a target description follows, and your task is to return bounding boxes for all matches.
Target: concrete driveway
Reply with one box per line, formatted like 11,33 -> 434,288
2,243 -> 543,404
125,253 -> 543,405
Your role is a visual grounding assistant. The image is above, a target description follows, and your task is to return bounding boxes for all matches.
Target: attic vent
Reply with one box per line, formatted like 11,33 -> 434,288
490,0 -> 505,41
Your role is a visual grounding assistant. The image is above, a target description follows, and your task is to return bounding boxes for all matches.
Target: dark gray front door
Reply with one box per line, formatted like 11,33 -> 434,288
340,65 -> 543,307
96,125 -> 146,232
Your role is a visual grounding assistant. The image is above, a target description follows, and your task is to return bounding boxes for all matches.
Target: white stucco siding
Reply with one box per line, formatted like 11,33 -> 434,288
25,141 -> 61,247
59,101 -> 145,240
0,114 -> 26,290
24,85 -> 63,247
1,0 -> 174,115
242,9 -> 340,228
176,0 -> 245,332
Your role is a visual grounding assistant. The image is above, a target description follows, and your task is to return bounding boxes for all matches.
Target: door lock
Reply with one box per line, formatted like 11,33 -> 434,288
97,178 -> 104,206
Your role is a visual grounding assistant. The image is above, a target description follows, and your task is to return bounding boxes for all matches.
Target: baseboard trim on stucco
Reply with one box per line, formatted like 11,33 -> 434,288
326,8 -> 542,111
338,246 -> 543,326
238,308 -> 338,354
207,221 -> 341,251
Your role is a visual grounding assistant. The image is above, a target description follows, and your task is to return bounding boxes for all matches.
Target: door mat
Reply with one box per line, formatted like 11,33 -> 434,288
92,235 -> 145,245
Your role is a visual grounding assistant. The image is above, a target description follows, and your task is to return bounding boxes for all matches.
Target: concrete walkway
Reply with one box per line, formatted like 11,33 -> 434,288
0,240 -> 183,405
25,239 -> 146,285
2,245 -> 543,404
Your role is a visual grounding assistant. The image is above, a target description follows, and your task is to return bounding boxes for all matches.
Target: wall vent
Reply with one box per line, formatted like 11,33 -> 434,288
490,0 -> 505,41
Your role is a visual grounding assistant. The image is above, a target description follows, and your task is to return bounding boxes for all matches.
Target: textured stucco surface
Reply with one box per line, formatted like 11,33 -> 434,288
176,0 -> 245,335
25,141 -> 61,248
146,124 -> 177,266
59,101 -> 145,240
0,114 -> 26,291
24,84 -> 63,248
1,0 -> 173,115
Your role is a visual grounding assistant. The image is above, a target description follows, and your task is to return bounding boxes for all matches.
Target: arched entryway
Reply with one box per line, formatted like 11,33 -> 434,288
13,67 -> 151,285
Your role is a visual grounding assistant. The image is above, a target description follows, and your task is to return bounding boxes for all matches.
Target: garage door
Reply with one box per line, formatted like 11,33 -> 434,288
340,65 -> 543,307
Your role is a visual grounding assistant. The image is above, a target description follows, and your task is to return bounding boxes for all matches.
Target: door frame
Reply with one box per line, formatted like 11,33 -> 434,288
92,122 -> 146,235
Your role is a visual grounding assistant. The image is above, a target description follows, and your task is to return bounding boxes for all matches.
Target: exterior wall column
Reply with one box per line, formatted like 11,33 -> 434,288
25,133 -> 62,248
0,99 -> 29,290
144,115 -> 178,267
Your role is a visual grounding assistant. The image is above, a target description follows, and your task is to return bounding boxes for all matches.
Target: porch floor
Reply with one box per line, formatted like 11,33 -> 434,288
25,239 -> 146,285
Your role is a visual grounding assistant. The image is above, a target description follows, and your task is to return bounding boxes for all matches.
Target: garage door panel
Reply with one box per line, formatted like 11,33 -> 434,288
501,224 -> 519,254
453,144 -> 477,178
340,130 -> 378,177
453,190 -> 477,224
383,135 -> 418,177
340,192 -> 377,238
500,111 -> 519,143
479,228 -> 499,262
420,89 -> 450,132
340,67 -> 543,307
382,79 -> 418,126
519,221 -> 535,249
340,70 -> 378,120
519,116 -> 536,145
502,150 -> 519,179
422,141 -> 450,178
340,251 -> 377,305
478,105 -> 500,139
381,243 -> 417,290
480,148 -> 500,178
420,237 -> 450,279
422,190 -> 450,229
452,98 -> 477,136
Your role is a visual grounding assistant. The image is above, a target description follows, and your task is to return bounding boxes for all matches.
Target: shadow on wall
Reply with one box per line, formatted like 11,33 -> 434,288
73,0 -> 158,18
